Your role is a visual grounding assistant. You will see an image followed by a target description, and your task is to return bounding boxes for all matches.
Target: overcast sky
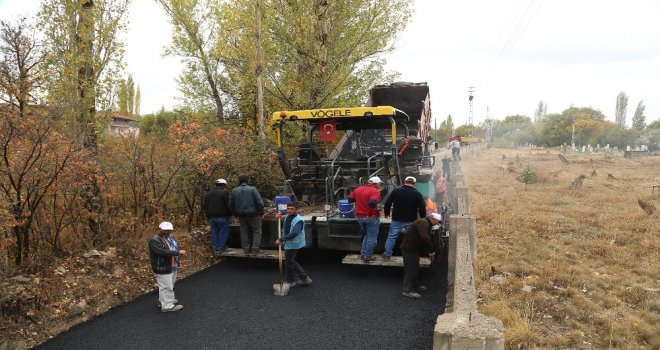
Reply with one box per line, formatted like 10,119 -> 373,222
1,0 -> 659,127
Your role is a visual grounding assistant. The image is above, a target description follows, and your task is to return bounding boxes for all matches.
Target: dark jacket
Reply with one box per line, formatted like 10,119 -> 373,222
149,234 -> 180,274
384,185 -> 425,222
204,187 -> 231,218
400,218 -> 435,255
229,183 -> 264,217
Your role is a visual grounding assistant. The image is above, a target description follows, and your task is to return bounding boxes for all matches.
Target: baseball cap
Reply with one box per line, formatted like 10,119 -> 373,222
159,221 -> 174,230
368,176 -> 383,184
404,176 -> 416,183
215,179 -> 228,185
428,213 -> 442,222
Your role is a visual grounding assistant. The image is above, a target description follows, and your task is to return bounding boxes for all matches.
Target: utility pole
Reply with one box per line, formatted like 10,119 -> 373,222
468,86 -> 475,136
255,0 -> 265,139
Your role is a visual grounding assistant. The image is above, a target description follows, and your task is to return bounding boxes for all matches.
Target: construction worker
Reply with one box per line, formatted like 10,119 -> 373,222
348,176 -> 383,263
400,213 -> 440,299
449,137 -> 461,161
229,175 -> 265,254
434,171 -> 447,205
204,179 -> 232,254
149,221 -> 186,312
276,202 -> 312,289
424,196 -> 437,215
383,176 -> 426,261
441,156 -> 451,181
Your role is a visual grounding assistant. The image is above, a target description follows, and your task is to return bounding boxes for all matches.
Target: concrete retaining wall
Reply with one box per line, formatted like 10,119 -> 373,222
434,160 -> 504,350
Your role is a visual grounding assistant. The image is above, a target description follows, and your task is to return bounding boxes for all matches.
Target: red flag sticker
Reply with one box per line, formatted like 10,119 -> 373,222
319,119 -> 336,142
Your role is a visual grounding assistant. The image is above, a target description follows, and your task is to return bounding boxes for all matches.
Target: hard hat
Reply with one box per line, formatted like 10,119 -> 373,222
215,179 -> 228,185
404,176 -> 416,183
368,176 -> 383,184
159,221 -> 174,231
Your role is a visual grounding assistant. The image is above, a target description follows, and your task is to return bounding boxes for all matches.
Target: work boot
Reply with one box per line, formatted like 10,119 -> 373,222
362,256 -> 375,263
297,276 -> 313,285
250,248 -> 262,254
402,291 -> 421,299
382,255 -> 391,261
161,304 -> 183,312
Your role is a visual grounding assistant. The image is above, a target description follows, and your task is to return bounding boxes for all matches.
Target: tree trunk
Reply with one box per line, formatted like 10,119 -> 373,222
78,0 -> 106,248
255,0 -> 265,139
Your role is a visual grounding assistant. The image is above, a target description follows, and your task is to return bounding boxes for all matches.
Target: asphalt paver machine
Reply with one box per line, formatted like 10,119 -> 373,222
223,82 -> 439,266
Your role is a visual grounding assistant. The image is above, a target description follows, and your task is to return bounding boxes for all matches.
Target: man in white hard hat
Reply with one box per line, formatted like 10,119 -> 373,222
204,179 -> 232,254
382,176 -> 426,261
348,176 -> 383,263
400,213 -> 440,299
149,221 -> 186,312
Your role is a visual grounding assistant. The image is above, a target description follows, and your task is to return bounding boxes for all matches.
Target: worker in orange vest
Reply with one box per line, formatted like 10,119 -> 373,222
424,196 -> 437,215
434,171 -> 447,205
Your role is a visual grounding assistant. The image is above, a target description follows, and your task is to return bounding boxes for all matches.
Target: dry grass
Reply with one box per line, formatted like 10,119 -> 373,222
462,147 -> 660,350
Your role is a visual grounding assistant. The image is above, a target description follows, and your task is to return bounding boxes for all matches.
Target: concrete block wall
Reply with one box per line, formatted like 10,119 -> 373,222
434,161 -> 504,350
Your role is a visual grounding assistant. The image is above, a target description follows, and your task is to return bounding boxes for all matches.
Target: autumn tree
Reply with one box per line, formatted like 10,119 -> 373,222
157,0 -> 225,125
0,18 -> 48,118
632,100 -> 646,131
493,115 -> 532,139
39,0 -> 130,248
648,119 -> 660,130
0,109 -> 76,265
615,91 -> 628,128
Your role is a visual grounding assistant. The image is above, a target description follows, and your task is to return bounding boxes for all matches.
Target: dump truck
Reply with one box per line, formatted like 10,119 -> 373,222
223,82 -> 444,267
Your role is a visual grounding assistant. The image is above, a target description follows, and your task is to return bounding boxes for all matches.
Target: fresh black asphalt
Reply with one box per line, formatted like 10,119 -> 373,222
35,250 -> 448,350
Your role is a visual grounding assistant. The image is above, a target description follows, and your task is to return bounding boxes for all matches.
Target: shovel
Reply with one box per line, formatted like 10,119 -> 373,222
273,216 -> 289,296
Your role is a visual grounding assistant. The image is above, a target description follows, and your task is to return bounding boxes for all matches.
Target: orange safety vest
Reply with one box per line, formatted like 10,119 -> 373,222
425,198 -> 437,214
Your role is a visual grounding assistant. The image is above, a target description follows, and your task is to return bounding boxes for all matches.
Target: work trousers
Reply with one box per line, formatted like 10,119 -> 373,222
156,272 -> 176,310
358,217 -> 380,258
209,216 -> 230,251
285,249 -> 308,283
401,249 -> 420,293
239,215 -> 262,251
452,147 -> 461,161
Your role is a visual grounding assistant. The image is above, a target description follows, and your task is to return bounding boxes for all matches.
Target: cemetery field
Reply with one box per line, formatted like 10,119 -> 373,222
460,147 -> 659,350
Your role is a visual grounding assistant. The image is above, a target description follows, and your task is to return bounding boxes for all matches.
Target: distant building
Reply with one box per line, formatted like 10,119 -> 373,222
108,114 -> 140,136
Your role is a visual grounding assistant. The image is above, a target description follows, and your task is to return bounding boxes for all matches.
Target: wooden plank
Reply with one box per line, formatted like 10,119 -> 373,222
218,249 -> 281,260
341,254 -> 432,268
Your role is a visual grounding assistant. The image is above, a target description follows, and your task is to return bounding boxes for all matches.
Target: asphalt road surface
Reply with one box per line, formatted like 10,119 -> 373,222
36,250 -> 448,350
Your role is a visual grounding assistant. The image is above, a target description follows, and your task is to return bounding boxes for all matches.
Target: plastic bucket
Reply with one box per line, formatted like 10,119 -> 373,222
275,195 -> 291,214
338,199 -> 355,218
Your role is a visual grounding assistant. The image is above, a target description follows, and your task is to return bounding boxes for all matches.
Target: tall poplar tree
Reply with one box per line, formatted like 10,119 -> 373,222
134,85 -> 141,116
615,91 -> 628,128
632,100 -> 646,131
534,100 -> 547,123
39,0 -> 130,248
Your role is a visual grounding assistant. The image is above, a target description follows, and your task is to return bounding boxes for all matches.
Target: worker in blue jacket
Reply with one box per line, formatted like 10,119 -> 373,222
276,202 -> 312,289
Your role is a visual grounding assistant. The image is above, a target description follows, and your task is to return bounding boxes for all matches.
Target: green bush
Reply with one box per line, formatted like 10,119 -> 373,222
517,165 -> 540,189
